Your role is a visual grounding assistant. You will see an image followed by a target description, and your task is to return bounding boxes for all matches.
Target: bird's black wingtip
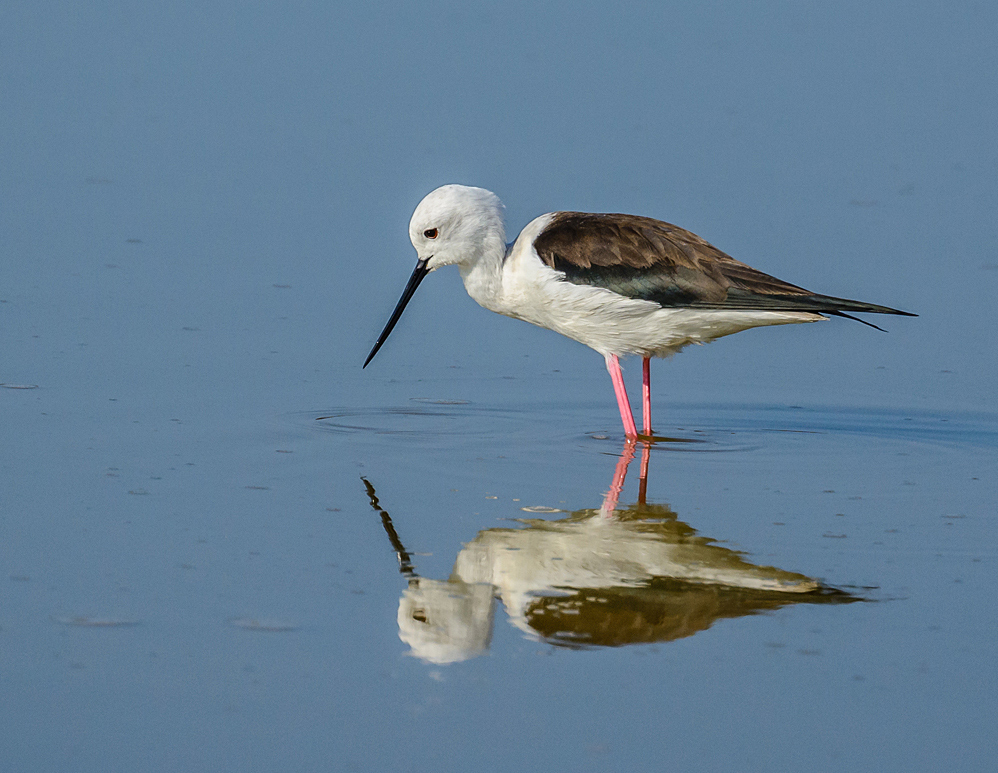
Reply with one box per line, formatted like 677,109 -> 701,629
828,311 -> 888,331
828,307 -> 916,331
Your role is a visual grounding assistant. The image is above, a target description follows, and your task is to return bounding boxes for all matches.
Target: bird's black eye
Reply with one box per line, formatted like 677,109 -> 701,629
423,228 -> 438,239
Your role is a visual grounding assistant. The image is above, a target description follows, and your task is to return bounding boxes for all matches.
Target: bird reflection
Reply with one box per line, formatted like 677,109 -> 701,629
363,441 -> 858,664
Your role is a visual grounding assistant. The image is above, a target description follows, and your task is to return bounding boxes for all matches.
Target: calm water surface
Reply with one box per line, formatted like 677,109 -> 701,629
3,1 -> 997,771
4,388 -> 994,772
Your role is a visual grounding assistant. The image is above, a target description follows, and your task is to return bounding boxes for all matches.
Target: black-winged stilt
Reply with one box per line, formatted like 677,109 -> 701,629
364,185 -> 914,437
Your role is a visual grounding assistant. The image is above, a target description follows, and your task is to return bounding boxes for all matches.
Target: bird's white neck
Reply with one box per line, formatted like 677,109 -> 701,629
457,232 -> 507,312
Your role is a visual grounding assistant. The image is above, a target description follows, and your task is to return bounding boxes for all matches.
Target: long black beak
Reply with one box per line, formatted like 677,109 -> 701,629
363,259 -> 431,368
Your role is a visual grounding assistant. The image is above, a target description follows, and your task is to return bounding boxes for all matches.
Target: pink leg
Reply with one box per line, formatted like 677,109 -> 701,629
642,357 -> 652,437
605,354 -> 637,438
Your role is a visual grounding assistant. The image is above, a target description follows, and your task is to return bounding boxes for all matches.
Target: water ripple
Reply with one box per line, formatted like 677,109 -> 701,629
290,402 -> 998,452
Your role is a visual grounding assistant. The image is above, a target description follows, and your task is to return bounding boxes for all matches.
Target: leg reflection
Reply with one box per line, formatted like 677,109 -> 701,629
638,439 -> 650,506
601,438 -> 652,516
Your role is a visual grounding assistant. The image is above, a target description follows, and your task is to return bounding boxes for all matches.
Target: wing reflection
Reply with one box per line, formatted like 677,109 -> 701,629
363,440 -> 859,664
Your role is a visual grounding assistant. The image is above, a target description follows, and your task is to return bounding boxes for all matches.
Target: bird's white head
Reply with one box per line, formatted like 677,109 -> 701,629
408,185 -> 506,271
363,185 -> 506,368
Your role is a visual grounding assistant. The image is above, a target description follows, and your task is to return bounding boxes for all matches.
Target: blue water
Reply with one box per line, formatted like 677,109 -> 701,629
2,2 -> 996,771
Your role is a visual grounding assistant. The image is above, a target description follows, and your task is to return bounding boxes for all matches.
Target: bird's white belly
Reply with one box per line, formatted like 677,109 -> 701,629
481,252 -> 822,358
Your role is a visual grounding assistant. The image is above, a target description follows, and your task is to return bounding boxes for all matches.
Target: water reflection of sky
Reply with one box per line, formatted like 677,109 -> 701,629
2,2 -> 997,772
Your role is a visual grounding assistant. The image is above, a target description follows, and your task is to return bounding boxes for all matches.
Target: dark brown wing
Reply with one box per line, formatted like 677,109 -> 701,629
532,212 -> 914,318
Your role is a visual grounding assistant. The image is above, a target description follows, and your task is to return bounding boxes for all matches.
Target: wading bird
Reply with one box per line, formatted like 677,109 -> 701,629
364,185 -> 913,437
